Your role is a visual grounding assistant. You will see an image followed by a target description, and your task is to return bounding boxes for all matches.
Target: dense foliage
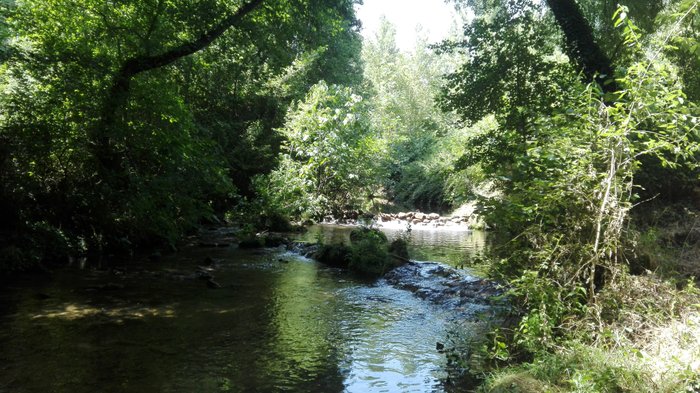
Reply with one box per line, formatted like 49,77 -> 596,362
0,0 -> 362,267
259,16 -> 482,220
440,0 -> 700,390
256,81 -> 383,220
1,0 -> 699,390
361,18 -> 490,212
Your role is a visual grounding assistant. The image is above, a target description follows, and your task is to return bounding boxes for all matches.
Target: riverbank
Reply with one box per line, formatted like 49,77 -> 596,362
320,205 -> 486,231
479,273 -> 700,393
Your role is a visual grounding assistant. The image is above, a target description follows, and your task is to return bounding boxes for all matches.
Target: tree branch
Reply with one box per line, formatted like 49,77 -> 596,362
94,0 -> 265,176
120,0 -> 264,79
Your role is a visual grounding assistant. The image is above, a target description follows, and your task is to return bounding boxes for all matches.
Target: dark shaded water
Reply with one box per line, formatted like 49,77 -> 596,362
0,226 -> 487,393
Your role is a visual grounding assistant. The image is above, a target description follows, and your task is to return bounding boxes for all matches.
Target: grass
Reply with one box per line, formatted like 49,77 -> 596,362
479,273 -> 700,393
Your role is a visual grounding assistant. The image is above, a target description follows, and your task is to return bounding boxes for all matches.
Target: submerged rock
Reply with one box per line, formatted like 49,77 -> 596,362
383,261 -> 504,312
83,282 -> 126,292
206,278 -> 222,289
287,240 -> 504,316
287,241 -> 319,258
237,238 -> 263,248
198,241 -> 231,248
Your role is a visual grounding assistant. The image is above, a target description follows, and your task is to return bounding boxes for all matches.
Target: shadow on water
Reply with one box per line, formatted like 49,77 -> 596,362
0,226 -> 487,392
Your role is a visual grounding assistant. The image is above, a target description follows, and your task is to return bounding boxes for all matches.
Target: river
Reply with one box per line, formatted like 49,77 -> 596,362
0,225 -> 488,392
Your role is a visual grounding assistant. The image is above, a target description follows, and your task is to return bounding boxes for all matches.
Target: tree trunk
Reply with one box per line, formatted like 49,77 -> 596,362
545,0 -> 619,93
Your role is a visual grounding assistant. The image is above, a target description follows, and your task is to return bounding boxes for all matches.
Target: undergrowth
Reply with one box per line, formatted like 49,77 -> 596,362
456,6 -> 700,393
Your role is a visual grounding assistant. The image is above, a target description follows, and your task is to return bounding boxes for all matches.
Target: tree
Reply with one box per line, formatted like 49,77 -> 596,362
439,0 -> 580,203
363,18 -> 464,211
178,0 -> 363,196
0,0 -> 364,265
259,81 -> 383,219
545,0 -> 618,91
94,0 -> 264,176
441,1 -> 699,363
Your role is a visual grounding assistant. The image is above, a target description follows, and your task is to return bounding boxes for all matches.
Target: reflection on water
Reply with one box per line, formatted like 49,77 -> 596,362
299,224 -> 487,267
0,226 -> 485,392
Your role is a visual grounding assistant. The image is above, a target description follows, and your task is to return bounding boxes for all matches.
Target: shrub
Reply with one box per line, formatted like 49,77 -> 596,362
313,244 -> 351,268
347,227 -> 405,276
388,238 -> 409,260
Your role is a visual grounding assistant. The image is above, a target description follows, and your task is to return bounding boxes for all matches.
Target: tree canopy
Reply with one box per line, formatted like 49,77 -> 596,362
0,0 -> 363,262
1,0 -> 700,390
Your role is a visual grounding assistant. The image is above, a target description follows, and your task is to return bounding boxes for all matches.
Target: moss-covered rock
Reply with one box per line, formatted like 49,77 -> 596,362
313,244 -> 351,268
347,227 -> 405,276
292,228 -> 410,277
263,234 -> 288,247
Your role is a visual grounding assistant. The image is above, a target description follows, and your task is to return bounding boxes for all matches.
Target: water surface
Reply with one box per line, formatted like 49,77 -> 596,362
0,226 -> 487,392
299,224 -> 487,267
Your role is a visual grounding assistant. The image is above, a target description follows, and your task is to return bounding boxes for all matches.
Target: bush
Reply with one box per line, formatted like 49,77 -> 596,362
349,226 -> 388,244
261,82 -> 385,220
388,238 -> 409,260
349,235 -> 389,276
0,246 -> 34,274
313,244 -> 351,268
346,227 -> 405,276
261,212 -> 294,232
309,227 -> 409,275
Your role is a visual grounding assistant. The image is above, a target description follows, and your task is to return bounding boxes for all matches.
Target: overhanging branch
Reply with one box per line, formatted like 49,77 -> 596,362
94,0 -> 265,174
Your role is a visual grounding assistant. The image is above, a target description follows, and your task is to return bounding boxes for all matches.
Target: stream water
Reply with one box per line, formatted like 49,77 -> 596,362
0,225 -> 487,393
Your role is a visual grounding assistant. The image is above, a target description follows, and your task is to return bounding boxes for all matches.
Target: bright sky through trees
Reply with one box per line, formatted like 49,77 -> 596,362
355,0 -> 458,51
